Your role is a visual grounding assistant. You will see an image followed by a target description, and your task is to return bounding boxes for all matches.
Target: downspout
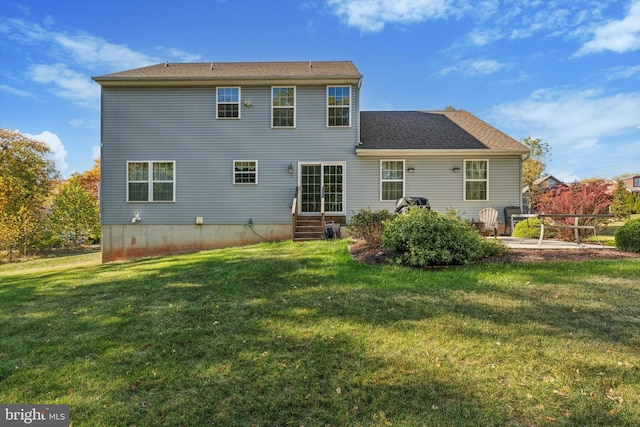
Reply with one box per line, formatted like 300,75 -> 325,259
520,152 -> 530,211
356,77 -> 363,147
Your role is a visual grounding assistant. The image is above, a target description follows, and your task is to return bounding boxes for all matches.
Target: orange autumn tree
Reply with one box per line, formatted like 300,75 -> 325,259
72,158 -> 100,201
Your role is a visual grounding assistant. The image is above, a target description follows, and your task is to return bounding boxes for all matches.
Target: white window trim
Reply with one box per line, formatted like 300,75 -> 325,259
297,161 -> 347,216
380,159 -> 405,202
463,159 -> 489,201
321,161 -> 346,215
126,160 -> 176,203
216,86 -> 241,119
233,160 -> 258,185
326,85 -> 351,128
271,86 -> 296,128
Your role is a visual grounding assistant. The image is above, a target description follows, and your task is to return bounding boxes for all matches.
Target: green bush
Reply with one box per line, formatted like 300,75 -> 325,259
614,218 -> 640,253
512,218 -> 557,239
346,208 -> 395,248
381,208 -> 498,267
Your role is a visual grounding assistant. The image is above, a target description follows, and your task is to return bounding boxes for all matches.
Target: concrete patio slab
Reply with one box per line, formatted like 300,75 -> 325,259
498,237 -> 614,250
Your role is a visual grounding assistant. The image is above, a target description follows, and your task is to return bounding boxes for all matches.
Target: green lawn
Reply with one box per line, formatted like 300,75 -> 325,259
589,214 -> 639,245
1,240 -> 639,426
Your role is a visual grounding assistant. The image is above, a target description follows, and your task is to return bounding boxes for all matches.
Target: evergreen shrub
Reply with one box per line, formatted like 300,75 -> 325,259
382,208 -> 503,267
512,218 -> 557,239
614,218 -> 640,253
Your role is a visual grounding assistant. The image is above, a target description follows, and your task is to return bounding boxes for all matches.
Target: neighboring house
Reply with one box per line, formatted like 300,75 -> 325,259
622,175 -> 640,194
93,61 -> 529,262
521,174 -> 564,212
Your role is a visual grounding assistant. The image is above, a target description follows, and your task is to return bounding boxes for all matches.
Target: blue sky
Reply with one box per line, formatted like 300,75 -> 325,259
1,0 -> 639,182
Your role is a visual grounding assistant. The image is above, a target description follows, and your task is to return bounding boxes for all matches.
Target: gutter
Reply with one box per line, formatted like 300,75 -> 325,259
356,148 -> 531,157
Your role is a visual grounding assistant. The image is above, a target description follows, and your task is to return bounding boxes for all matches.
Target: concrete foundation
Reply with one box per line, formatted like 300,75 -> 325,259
101,224 -> 292,263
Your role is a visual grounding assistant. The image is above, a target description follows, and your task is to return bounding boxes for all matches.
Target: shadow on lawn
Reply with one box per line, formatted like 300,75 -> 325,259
1,241 -> 639,426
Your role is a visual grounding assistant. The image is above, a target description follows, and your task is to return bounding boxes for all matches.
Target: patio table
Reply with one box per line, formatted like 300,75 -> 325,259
537,214 -> 614,247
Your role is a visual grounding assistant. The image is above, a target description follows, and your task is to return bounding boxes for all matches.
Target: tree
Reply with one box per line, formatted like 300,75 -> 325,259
72,158 -> 100,201
535,181 -> 612,242
48,177 -> 101,247
521,136 -> 551,212
610,180 -> 630,219
0,129 -> 58,257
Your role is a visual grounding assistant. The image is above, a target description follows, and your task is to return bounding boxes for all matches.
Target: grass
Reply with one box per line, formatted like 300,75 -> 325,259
588,214 -> 639,246
1,240 -> 639,426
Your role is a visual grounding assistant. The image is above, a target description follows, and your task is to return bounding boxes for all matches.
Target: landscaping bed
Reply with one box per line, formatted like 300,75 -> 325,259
349,239 -> 640,265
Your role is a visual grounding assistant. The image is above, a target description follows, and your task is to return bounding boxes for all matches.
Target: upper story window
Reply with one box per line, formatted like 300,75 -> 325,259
217,87 -> 240,119
380,160 -> 404,201
634,177 -> 640,187
272,87 -> 295,127
464,159 -> 488,201
127,161 -> 175,202
233,160 -> 258,184
327,86 -> 350,127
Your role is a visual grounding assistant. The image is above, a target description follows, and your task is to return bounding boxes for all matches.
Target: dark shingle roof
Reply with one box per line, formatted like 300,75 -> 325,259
93,61 -> 361,84
359,110 -> 528,153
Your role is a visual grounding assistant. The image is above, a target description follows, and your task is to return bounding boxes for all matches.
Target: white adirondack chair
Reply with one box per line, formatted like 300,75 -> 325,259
479,208 -> 499,238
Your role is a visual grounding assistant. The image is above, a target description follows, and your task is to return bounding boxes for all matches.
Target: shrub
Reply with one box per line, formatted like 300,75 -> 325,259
610,180 -> 630,219
614,218 -> 640,253
534,181 -> 612,242
381,208 -> 492,267
512,218 -> 557,239
346,208 -> 395,248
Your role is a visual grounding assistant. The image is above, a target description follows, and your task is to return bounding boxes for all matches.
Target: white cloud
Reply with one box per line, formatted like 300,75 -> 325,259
437,58 -> 509,77
490,88 -> 640,145
1,17 -> 202,108
0,84 -> 34,98
24,131 -> 68,173
467,28 -> 503,46
601,64 -> 640,80
28,63 -> 100,108
155,46 -> 202,63
488,88 -> 640,178
327,0 -> 450,33
52,32 -> 158,70
575,0 -> 640,56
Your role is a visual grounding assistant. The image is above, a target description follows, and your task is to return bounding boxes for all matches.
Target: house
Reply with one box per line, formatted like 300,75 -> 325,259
521,174 -> 564,212
93,61 -> 529,262
622,175 -> 640,194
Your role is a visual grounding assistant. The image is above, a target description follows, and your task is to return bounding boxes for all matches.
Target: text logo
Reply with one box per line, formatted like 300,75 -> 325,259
1,405 -> 69,426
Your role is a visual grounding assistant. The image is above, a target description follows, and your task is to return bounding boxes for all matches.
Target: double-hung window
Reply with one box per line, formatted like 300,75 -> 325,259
464,160 -> 488,201
233,160 -> 258,184
217,87 -> 240,119
127,161 -> 175,202
381,160 -> 404,201
327,86 -> 350,127
272,86 -> 295,127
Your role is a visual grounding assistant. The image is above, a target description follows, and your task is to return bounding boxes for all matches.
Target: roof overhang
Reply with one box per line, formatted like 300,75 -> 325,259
356,148 -> 530,157
92,76 -> 362,87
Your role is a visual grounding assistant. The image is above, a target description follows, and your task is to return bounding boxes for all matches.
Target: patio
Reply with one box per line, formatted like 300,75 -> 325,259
499,236 -> 615,250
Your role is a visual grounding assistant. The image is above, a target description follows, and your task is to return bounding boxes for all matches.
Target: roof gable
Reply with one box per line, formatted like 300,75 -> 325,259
358,110 -> 528,154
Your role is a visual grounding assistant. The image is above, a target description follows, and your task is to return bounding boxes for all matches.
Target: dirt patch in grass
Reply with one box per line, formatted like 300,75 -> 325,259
349,239 -> 640,266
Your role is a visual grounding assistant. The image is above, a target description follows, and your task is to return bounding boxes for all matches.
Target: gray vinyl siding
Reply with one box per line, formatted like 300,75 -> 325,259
347,155 -> 522,223
100,85 -> 359,225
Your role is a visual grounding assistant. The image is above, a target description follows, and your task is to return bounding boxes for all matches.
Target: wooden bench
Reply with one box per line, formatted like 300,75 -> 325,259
537,214 -> 614,247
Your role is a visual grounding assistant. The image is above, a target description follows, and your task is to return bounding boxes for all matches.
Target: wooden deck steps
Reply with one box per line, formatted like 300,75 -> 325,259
293,216 -> 324,241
